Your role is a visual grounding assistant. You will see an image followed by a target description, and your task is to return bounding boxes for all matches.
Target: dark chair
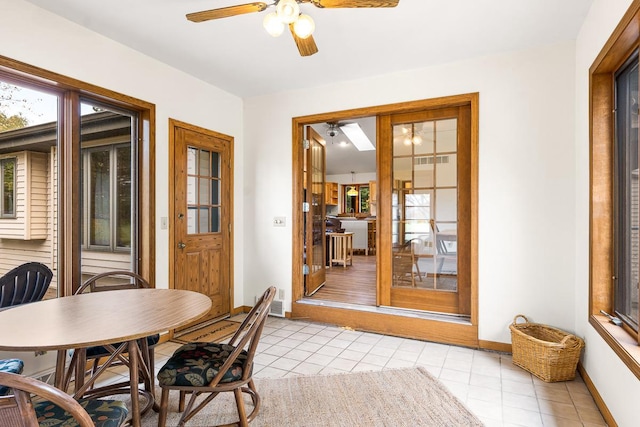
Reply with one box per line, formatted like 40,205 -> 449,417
62,271 -> 159,397
0,371 -> 128,427
157,286 -> 276,427
0,262 -> 53,309
0,358 -> 24,396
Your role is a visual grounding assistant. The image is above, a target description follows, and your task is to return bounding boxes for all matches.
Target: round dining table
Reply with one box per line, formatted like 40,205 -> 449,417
0,288 -> 212,427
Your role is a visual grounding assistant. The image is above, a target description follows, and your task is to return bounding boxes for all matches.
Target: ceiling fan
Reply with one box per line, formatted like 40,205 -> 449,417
186,0 -> 400,57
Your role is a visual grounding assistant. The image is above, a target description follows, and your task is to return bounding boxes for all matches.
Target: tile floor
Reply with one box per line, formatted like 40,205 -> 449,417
103,316 -> 607,427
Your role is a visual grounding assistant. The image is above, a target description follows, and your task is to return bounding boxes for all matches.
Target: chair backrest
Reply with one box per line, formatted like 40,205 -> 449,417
216,286 -> 276,384
0,262 -> 53,309
0,371 -> 94,427
76,270 -> 151,294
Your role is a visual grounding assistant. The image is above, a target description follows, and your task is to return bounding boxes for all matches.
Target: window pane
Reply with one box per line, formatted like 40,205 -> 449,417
436,153 -> 457,187
199,149 -> 210,176
1,158 -> 15,216
116,146 -> 131,248
0,80 -> 59,299
211,179 -> 219,205
615,57 -> 640,329
211,152 -> 219,178
199,177 -> 210,204
414,157 -> 434,188
89,150 -> 111,246
199,207 -> 209,233
187,147 -> 197,174
211,207 -> 220,233
436,119 -> 457,153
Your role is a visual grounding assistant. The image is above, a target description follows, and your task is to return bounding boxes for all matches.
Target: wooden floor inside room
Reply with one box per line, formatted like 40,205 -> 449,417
308,254 -> 376,306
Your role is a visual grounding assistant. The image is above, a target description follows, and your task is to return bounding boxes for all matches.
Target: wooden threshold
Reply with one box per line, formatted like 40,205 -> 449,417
291,301 -> 478,348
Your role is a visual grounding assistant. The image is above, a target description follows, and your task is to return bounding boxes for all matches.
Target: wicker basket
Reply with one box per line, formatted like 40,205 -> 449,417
509,314 -> 584,382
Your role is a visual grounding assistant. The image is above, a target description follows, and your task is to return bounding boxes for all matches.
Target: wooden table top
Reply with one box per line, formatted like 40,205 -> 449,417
0,288 -> 211,351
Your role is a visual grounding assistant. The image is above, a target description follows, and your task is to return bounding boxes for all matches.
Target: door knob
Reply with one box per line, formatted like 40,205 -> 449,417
177,242 -> 186,249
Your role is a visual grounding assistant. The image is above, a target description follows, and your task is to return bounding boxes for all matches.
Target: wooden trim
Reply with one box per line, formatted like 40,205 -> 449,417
478,340 -> 511,353
578,363 -> 618,427
292,301 -> 478,347
589,315 -> 640,379
589,0 -> 640,374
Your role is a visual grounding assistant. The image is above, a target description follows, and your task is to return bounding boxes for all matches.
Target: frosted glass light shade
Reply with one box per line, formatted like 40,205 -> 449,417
263,12 -> 284,37
276,0 -> 300,24
293,14 -> 315,39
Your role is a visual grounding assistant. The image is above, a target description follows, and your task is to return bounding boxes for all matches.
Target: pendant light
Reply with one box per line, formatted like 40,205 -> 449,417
347,171 -> 358,197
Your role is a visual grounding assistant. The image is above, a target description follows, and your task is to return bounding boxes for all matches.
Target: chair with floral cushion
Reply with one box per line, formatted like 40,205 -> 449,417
0,358 -> 24,396
0,371 -> 128,427
157,286 -> 276,427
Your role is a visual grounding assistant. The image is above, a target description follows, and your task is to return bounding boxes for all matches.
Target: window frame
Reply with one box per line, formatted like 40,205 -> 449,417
0,55 -> 155,297
0,157 -> 16,218
342,183 -> 370,214
590,0 -> 640,379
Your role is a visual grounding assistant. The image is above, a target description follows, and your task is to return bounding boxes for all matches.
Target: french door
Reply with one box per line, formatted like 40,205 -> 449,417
304,126 -> 326,295
379,105 -> 472,315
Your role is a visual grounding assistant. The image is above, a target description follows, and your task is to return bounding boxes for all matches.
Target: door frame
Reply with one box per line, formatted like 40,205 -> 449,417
291,93 -> 481,348
168,118 -> 234,331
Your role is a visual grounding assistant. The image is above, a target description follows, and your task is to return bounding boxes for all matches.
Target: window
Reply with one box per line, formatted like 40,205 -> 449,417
614,53 -> 639,332
83,144 -> 132,251
0,157 -> 15,218
590,1 -> 640,379
343,183 -> 369,214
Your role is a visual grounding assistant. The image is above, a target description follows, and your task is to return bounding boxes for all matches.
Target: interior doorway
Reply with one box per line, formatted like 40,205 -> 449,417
292,94 -> 479,343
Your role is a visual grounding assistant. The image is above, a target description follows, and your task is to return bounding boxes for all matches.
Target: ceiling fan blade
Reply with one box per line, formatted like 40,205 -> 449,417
311,0 -> 399,8
186,2 -> 268,22
289,24 -> 319,57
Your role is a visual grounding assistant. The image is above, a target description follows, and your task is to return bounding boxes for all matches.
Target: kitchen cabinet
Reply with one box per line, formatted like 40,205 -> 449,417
325,182 -> 338,205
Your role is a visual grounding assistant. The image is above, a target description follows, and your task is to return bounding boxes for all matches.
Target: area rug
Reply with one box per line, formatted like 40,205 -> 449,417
140,367 -> 483,426
172,320 -> 239,344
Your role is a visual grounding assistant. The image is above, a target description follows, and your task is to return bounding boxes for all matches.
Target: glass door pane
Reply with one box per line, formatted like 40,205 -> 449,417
0,79 -> 59,299
80,101 -> 136,282
392,119 -> 458,291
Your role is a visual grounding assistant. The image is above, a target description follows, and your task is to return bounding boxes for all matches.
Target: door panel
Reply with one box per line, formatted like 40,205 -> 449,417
171,122 -> 232,330
305,127 -> 326,295
381,106 -> 471,315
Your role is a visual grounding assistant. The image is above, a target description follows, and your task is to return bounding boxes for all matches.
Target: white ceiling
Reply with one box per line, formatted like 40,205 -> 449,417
22,0 -> 593,175
24,0 -> 593,99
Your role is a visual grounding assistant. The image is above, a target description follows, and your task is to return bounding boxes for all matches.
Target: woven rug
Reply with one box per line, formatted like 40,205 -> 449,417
140,367 -> 483,426
172,320 -> 239,344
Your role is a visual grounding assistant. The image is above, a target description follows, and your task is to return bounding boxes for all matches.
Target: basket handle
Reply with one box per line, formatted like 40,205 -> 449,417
512,314 -> 529,325
560,334 -> 581,347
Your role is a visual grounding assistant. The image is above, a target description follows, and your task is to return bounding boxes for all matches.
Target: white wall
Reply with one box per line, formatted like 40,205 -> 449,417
1,0 -> 245,374
575,1 -> 640,426
244,40 -> 578,343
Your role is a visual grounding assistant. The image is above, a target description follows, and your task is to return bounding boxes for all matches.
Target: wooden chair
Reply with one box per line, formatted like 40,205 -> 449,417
0,359 -> 24,396
0,262 -> 53,309
0,371 -> 128,427
157,286 -> 276,427
392,240 -> 422,287
62,271 -> 159,398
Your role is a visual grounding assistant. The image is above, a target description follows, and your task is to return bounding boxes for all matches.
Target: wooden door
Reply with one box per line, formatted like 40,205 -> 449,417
170,120 -> 232,330
305,127 -> 327,295
379,105 -> 472,315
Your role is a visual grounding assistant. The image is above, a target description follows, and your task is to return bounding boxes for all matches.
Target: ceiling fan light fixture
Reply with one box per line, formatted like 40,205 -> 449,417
276,0 -> 300,24
263,12 -> 285,37
293,14 -> 315,39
